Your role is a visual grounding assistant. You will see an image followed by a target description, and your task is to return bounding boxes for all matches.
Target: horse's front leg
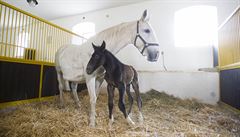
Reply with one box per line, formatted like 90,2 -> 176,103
86,76 -> 97,127
70,82 -> 81,108
95,76 -> 104,97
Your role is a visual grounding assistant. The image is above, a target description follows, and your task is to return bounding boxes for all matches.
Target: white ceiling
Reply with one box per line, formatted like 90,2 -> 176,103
3,0 -> 146,20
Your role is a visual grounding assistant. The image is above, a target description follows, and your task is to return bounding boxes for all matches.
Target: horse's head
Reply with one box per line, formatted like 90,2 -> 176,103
86,41 -> 106,74
134,10 -> 159,62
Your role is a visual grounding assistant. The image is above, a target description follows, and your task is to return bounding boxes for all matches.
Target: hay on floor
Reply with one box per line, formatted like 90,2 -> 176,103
0,90 -> 240,137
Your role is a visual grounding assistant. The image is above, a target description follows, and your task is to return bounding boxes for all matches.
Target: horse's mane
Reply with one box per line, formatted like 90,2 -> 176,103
80,20 -> 137,55
88,21 -> 136,45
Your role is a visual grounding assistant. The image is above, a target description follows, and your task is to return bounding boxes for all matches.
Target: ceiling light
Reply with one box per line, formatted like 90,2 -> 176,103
27,0 -> 38,7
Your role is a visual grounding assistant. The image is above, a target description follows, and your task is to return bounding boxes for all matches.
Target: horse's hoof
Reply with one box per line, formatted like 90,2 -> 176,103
59,103 -> 65,109
127,116 -> 135,126
75,103 -> 81,109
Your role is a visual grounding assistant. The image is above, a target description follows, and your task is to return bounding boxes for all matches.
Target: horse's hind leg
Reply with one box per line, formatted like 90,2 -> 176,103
126,84 -> 133,116
64,80 -> 70,91
117,83 -> 135,125
70,82 -> 81,108
56,71 -> 65,108
132,80 -> 143,123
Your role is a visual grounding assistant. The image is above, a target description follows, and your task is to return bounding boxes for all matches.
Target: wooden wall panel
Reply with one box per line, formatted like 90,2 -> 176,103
218,8 -> 240,67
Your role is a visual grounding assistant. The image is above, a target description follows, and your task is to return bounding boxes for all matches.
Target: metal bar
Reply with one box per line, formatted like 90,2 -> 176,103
29,17 -> 36,60
0,1 -> 85,39
0,5 -> 3,55
49,26 -> 52,62
1,6 -> 7,56
0,96 -> 55,109
35,20 -> 40,61
53,28 -> 58,62
30,19 -> 36,59
24,15 -> 29,60
46,24 -> 50,62
12,11 -> 18,57
4,7 -> 11,56
29,18 -> 34,49
16,12 -> 22,58
43,23 -> 47,62
53,27 -> 57,62
27,16 -> 32,60
38,64 -> 44,98
9,9 -> 14,57
20,14 -> 25,59
39,21 -> 44,61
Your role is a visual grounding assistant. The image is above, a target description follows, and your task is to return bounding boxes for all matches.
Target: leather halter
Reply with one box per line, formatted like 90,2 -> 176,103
134,21 -> 159,55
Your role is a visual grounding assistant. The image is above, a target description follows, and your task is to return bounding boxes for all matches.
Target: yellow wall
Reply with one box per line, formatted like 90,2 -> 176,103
218,7 -> 240,68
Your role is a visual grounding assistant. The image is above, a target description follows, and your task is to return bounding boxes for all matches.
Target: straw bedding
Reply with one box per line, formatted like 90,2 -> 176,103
0,90 -> 239,137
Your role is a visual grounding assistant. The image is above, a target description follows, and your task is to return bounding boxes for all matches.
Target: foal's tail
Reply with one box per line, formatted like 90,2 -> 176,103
130,66 -> 142,111
130,66 -> 138,82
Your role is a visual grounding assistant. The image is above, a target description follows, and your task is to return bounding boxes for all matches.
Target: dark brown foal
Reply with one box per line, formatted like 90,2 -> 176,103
86,41 -> 143,126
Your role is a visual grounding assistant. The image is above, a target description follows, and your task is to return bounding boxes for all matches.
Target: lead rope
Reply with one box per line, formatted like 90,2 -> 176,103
161,51 -> 167,71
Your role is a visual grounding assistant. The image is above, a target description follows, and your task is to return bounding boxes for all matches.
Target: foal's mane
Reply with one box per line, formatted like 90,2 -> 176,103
104,49 -> 122,64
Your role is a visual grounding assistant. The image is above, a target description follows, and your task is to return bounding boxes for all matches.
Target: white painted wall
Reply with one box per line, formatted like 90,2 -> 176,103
138,71 -> 219,104
50,0 -> 238,104
51,0 -> 239,71
98,71 -> 219,104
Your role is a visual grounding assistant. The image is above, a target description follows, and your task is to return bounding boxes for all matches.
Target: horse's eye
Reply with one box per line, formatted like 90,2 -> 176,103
144,29 -> 150,33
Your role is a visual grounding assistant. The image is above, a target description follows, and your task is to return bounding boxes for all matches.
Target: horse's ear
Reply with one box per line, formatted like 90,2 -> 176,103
92,43 -> 97,50
140,9 -> 150,22
100,40 -> 106,51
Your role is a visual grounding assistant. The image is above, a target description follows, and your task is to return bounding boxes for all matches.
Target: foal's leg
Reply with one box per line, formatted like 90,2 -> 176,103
107,84 -> 115,127
70,82 -> 81,108
56,71 -> 65,108
132,80 -> 143,123
126,84 -> 133,115
117,83 -> 135,125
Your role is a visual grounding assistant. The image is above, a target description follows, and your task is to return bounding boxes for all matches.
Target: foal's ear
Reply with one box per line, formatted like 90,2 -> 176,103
100,40 -> 106,51
92,43 -> 97,50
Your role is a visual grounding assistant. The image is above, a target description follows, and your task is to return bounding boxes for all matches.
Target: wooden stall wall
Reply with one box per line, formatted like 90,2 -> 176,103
0,1 -> 84,109
218,6 -> 240,110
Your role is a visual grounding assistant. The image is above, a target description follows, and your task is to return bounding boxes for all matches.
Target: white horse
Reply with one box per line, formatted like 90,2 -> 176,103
55,10 -> 159,127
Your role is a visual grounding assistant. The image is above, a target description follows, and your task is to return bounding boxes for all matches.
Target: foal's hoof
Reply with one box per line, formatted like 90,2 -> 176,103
108,121 -> 113,130
89,122 -> 95,128
138,112 -> 144,124
108,115 -> 114,129
127,116 -> 135,126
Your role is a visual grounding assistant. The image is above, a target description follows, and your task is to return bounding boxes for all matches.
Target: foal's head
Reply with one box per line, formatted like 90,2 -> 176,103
86,41 -> 106,75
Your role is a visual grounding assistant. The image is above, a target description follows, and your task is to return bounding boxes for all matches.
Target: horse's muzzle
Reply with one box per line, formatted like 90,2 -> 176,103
147,51 -> 159,62
86,67 -> 93,74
